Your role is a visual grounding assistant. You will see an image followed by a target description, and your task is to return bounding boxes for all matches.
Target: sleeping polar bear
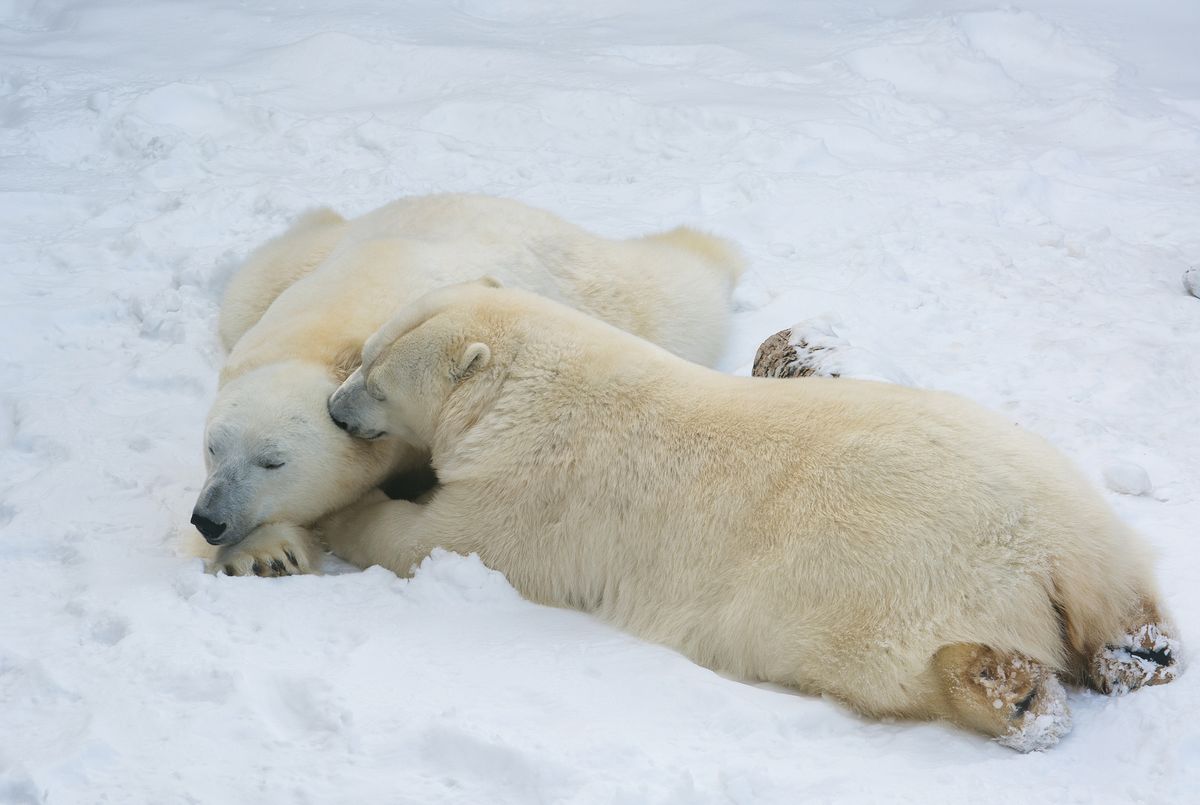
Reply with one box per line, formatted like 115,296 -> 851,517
195,194 -> 742,574
322,281 -> 1180,751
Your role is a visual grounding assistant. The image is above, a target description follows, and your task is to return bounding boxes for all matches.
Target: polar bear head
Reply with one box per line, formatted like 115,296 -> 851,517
327,281 -> 507,449
192,360 -> 389,546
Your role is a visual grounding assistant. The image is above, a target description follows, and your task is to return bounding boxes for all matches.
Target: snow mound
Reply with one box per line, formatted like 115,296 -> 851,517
401,549 -> 525,608
1103,461 -> 1153,496
956,9 -> 1117,86
1185,266 -> 1200,299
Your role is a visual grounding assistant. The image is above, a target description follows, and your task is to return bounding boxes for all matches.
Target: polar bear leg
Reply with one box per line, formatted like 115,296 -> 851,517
932,643 -> 1072,752
317,493 -> 441,576
1086,598 -> 1180,695
211,522 -> 323,577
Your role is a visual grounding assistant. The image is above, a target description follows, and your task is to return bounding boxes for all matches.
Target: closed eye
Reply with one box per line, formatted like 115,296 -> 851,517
259,460 -> 286,470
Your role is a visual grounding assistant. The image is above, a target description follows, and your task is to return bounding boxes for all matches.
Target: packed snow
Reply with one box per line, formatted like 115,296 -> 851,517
1102,461 -> 1154,498
2,0 -> 1199,802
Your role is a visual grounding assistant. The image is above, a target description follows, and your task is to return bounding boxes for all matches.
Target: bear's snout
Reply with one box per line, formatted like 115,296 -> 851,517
328,389 -> 384,439
190,510 -> 228,545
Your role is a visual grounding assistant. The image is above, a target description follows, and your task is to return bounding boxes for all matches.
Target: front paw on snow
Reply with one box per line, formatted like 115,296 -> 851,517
210,525 -> 319,577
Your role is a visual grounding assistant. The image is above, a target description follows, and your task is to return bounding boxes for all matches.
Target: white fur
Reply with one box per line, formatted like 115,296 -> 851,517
321,284 -> 1173,744
218,208 -> 348,352
199,194 -> 743,565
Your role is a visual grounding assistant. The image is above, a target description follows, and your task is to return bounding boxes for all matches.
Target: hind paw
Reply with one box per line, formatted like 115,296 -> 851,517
1091,622 -> 1180,695
751,320 -> 912,384
936,644 -> 1072,752
976,655 -> 1072,753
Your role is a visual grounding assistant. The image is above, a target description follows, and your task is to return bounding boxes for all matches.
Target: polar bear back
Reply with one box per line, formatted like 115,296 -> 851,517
218,208 -> 348,352
219,194 -> 741,385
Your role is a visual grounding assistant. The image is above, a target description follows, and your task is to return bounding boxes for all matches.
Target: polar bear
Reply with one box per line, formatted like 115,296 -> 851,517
195,194 -> 742,574
321,281 -> 1179,751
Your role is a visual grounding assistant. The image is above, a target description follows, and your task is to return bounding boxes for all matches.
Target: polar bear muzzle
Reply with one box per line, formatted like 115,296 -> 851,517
327,368 -> 387,440
191,467 -> 254,546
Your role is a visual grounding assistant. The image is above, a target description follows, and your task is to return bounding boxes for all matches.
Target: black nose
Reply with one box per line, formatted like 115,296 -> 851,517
328,400 -> 350,431
191,511 -> 228,544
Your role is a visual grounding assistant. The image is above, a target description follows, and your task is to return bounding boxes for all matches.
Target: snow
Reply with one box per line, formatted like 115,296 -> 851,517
2,0 -> 1199,801
1102,461 -> 1154,497
1185,266 -> 1200,299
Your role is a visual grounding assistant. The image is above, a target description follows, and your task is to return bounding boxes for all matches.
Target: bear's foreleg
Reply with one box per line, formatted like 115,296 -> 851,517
317,492 -> 441,577
210,522 -> 323,577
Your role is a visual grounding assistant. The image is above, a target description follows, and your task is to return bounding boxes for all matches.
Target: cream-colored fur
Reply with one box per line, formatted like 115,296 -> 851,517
218,208 -> 348,352
321,283 -> 1176,748
198,194 -> 742,566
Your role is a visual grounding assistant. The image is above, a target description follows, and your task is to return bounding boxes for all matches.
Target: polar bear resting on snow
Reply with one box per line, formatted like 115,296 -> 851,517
193,194 -> 742,574
321,281 -> 1179,751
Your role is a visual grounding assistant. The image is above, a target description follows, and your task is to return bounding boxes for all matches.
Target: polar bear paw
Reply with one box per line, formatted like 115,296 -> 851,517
989,659 -> 1072,753
210,522 -> 322,577
753,327 -> 839,379
752,320 -> 912,385
936,643 -> 1071,752
1090,622 -> 1180,695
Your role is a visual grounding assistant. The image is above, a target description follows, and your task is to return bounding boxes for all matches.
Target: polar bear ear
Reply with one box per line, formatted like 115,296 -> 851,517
331,343 -> 363,383
476,275 -> 503,288
452,342 -> 491,383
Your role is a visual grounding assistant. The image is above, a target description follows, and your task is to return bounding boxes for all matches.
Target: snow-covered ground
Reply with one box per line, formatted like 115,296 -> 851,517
3,0 -> 1199,801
